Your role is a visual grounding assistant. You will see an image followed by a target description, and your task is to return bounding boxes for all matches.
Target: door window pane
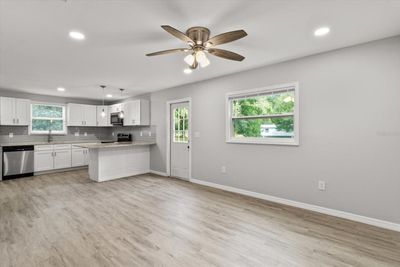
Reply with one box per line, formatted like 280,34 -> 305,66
173,107 -> 189,143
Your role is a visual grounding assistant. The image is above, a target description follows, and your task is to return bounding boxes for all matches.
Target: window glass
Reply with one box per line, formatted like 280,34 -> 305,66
30,104 -> 66,134
173,107 -> 189,143
227,84 -> 298,145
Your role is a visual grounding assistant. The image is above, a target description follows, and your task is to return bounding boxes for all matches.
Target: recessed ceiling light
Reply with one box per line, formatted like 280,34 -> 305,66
106,94 -> 113,98
314,27 -> 330,37
57,87 -> 65,92
183,68 -> 192,74
69,31 -> 85,40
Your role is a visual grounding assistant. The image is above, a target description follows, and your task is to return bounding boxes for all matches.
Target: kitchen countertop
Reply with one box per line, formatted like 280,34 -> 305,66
75,141 -> 156,149
0,140 -> 115,147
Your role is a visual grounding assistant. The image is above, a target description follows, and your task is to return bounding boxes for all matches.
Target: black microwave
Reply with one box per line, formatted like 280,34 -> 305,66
110,112 -> 123,125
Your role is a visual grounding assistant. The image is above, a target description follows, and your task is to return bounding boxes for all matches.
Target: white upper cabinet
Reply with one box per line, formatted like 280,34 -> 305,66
123,100 -> 150,126
0,97 -> 30,126
67,104 -> 97,126
96,106 -> 111,127
67,100 -> 149,127
109,104 -> 122,114
84,105 -> 97,126
67,104 -> 84,126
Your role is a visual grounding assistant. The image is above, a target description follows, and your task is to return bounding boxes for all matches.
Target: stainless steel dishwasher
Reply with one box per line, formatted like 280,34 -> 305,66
2,145 -> 34,180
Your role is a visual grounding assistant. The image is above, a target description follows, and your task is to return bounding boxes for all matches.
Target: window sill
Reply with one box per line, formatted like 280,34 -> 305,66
226,138 -> 299,146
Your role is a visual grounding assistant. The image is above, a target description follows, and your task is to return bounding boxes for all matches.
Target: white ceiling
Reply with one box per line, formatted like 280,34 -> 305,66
1,0 -> 400,100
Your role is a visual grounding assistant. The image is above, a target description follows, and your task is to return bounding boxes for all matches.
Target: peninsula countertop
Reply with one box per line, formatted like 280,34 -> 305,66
75,141 -> 156,149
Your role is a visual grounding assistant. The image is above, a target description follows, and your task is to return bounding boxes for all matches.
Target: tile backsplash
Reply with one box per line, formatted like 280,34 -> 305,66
0,125 -> 156,145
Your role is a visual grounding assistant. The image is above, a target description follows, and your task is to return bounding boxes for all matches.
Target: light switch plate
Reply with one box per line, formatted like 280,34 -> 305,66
8,133 -> 13,138
84,132 -> 87,136
194,132 -> 200,138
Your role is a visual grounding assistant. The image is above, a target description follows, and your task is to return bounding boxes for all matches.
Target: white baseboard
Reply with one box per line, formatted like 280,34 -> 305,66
149,170 -> 168,177
190,178 -> 400,232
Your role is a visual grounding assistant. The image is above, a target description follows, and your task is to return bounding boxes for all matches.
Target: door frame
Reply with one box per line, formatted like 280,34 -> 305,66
166,97 -> 192,180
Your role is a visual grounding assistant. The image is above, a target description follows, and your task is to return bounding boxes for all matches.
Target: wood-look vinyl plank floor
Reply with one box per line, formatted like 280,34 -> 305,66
0,170 -> 399,267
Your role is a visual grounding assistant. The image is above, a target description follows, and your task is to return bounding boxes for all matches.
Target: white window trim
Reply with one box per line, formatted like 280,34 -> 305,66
29,102 -> 67,135
225,82 -> 299,146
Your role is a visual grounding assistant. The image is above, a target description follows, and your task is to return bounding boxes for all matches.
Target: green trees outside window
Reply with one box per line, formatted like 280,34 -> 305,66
232,90 -> 295,138
173,107 -> 189,143
31,104 -> 66,134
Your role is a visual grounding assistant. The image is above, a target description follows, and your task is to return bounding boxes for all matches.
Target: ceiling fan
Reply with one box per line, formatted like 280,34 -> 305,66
146,25 -> 247,70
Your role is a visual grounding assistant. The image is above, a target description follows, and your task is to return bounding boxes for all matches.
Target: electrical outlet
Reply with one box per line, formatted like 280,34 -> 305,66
8,133 -> 13,138
112,132 -> 115,136
318,181 -> 326,191
221,166 -> 227,174
140,131 -> 143,137
149,132 -> 152,137
84,132 -> 87,136
74,132 -> 79,137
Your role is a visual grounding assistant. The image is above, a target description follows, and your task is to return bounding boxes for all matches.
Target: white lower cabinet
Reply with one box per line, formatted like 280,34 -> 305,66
71,148 -> 89,167
34,145 -> 72,172
53,149 -> 72,169
34,151 -> 54,172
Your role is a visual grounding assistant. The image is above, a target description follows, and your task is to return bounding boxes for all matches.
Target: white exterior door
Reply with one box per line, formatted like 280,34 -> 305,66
170,102 -> 190,179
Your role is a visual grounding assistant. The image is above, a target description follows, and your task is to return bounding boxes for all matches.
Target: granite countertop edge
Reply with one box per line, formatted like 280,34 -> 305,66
75,142 -> 156,149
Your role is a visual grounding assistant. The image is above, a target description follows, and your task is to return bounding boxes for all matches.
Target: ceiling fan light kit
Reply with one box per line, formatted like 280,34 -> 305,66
146,25 -> 247,72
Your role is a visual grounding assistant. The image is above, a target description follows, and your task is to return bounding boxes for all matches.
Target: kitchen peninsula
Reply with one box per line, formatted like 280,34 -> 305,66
77,141 -> 155,182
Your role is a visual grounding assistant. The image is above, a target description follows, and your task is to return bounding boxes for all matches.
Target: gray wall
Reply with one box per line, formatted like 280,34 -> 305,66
149,36 -> 400,224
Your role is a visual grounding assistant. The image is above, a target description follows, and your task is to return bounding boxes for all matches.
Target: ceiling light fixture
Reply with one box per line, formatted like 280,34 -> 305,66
184,54 -> 195,66
57,87 -> 65,92
195,51 -> 210,68
118,89 -> 125,119
147,25 -> 247,72
183,68 -> 192,74
314,27 -> 330,37
69,31 -> 85,40
106,94 -> 113,98
100,85 -> 106,118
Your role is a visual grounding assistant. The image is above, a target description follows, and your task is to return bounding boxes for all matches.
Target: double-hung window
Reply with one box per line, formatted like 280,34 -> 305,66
30,103 -> 67,135
226,82 -> 299,145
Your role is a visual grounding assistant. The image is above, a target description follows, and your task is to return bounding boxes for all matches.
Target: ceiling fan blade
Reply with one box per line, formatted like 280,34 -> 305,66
208,48 -> 245,61
146,48 -> 189,56
161,25 -> 195,45
205,30 -> 247,46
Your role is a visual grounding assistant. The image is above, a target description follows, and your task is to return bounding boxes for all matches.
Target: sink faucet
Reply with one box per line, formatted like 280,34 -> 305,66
47,129 -> 53,143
